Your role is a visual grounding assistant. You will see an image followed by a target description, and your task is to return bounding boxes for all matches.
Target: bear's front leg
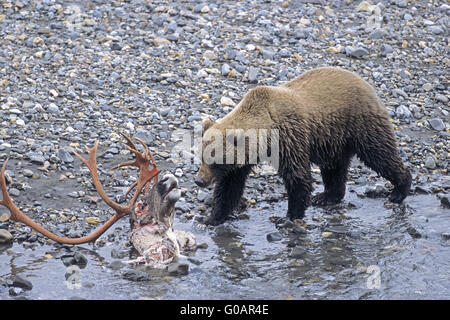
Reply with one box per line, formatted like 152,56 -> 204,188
205,166 -> 251,225
283,173 -> 312,221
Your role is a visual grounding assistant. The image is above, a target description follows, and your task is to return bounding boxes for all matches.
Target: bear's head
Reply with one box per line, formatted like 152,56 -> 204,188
194,118 -> 217,188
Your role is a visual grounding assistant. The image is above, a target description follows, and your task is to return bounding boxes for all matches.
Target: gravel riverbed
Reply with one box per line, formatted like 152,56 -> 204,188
0,0 -> 449,300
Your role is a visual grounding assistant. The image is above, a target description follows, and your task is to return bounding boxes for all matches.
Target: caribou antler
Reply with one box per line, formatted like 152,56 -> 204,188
0,133 -> 160,244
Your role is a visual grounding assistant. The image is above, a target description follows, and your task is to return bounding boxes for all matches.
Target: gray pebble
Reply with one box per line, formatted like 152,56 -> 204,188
369,29 -> 388,39
135,129 -> 153,145
380,44 -> 393,56
424,155 -> 437,169
68,191 -> 79,198
221,63 -> 231,76
9,188 -> 20,197
396,0 -> 407,8
439,4 -> 450,12
435,94 -> 448,104
392,89 -> 408,99
346,46 -> 369,58
429,26 -> 444,35
58,149 -> 74,163
28,153 -> 46,165
261,48 -> 275,60
0,229 -> 13,243
248,66 -> 259,83
23,169 -> 34,177
279,48 -> 290,58
197,190 -> 209,202
428,118 -> 445,131
396,105 -> 412,119
47,103 -> 60,114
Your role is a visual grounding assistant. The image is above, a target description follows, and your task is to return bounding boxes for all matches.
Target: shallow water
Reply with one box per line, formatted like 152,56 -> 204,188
1,181 -> 448,300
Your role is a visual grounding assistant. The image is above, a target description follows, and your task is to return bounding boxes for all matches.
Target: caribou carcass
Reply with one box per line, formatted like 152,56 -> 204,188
0,133 -> 195,268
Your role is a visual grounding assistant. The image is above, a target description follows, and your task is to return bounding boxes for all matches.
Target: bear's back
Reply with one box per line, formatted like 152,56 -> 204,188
218,67 -> 389,134
282,67 -> 384,115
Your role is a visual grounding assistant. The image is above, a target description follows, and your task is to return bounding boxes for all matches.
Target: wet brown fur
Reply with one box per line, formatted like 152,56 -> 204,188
196,67 -> 412,225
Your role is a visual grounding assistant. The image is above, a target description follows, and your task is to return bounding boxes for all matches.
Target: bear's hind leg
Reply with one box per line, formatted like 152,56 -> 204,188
206,165 -> 252,225
312,157 -> 351,206
357,138 -> 411,203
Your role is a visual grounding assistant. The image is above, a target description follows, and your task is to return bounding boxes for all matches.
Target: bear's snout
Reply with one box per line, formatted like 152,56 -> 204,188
194,176 -> 207,188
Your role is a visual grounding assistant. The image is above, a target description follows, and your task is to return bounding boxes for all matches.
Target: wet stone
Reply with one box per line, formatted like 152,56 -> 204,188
267,232 -> 283,242
168,262 -> 189,276
290,247 -> 306,259
122,269 -> 151,282
109,260 -> 125,270
12,275 -> 33,291
9,287 -> 23,296
292,226 -> 307,235
326,225 -> 348,234
406,227 -> 421,239
364,185 -> 389,198
111,248 -> 128,259
440,196 -> 450,209
61,252 -> 88,268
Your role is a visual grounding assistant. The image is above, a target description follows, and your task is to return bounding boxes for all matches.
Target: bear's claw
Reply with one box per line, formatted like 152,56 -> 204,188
311,192 -> 342,207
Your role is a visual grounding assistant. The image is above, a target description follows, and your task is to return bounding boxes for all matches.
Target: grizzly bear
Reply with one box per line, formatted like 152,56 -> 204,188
195,67 -> 412,225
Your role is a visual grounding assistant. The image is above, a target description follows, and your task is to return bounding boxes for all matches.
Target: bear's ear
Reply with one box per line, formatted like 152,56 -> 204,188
202,118 -> 216,132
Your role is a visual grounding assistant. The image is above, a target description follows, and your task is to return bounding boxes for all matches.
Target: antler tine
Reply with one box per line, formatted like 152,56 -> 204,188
119,131 -> 138,150
110,133 -> 159,197
133,136 -> 157,169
